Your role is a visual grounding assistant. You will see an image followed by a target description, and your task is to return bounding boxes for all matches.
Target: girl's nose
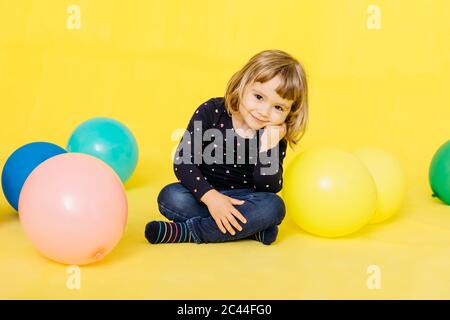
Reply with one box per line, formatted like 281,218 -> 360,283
257,105 -> 271,120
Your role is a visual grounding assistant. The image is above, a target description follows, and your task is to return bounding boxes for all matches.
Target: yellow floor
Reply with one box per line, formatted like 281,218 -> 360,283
1,167 -> 449,299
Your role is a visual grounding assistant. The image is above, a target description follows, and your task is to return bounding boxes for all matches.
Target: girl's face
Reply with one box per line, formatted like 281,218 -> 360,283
237,75 -> 293,130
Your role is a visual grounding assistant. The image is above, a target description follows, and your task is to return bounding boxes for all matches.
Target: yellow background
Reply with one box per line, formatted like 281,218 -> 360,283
0,0 -> 449,299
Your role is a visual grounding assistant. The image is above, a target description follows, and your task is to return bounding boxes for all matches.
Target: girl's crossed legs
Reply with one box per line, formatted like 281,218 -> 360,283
151,182 -> 286,244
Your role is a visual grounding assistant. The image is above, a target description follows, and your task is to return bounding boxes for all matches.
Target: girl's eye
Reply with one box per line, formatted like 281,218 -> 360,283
255,94 -> 262,100
275,106 -> 284,111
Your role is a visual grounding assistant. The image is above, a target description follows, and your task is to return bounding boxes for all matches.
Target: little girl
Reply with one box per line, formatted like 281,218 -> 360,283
145,49 -> 308,245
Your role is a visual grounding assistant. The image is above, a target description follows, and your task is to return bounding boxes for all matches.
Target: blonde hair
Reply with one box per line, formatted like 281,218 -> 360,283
224,49 -> 309,150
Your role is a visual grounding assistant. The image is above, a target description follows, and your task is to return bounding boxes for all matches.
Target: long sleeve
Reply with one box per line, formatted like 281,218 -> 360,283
173,100 -> 216,203
252,138 -> 287,193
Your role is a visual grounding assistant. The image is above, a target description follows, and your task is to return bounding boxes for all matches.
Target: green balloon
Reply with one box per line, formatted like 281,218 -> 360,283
429,140 -> 450,205
67,117 -> 138,183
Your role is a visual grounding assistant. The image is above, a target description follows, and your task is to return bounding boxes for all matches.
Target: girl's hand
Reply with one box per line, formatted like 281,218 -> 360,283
260,123 -> 287,152
200,189 -> 247,235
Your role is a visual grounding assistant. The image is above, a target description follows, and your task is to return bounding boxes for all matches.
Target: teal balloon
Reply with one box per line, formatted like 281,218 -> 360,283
67,117 -> 138,183
429,140 -> 450,205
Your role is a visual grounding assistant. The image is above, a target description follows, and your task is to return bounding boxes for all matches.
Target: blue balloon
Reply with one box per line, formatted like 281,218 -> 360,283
1,142 -> 66,211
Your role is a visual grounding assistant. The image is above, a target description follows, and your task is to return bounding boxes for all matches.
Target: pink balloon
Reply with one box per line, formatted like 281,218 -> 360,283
19,153 -> 128,265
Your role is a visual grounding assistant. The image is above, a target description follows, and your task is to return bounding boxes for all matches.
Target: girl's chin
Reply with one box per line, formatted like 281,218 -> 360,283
244,120 -> 263,130
250,121 -> 268,130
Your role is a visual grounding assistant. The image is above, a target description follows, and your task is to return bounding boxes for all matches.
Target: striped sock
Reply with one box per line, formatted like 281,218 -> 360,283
145,221 -> 196,244
248,226 -> 279,245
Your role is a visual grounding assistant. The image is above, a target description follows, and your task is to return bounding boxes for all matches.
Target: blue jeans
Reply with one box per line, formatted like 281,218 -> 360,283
157,182 -> 286,244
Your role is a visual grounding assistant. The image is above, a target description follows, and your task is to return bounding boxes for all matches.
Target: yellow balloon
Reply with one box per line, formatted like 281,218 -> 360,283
353,148 -> 406,224
283,147 -> 377,238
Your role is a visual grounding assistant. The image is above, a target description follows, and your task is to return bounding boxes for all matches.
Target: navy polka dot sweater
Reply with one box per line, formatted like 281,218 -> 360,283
173,97 -> 288,203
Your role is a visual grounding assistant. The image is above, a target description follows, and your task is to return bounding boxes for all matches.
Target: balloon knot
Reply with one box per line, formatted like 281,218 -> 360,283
94,251 -> 104,260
